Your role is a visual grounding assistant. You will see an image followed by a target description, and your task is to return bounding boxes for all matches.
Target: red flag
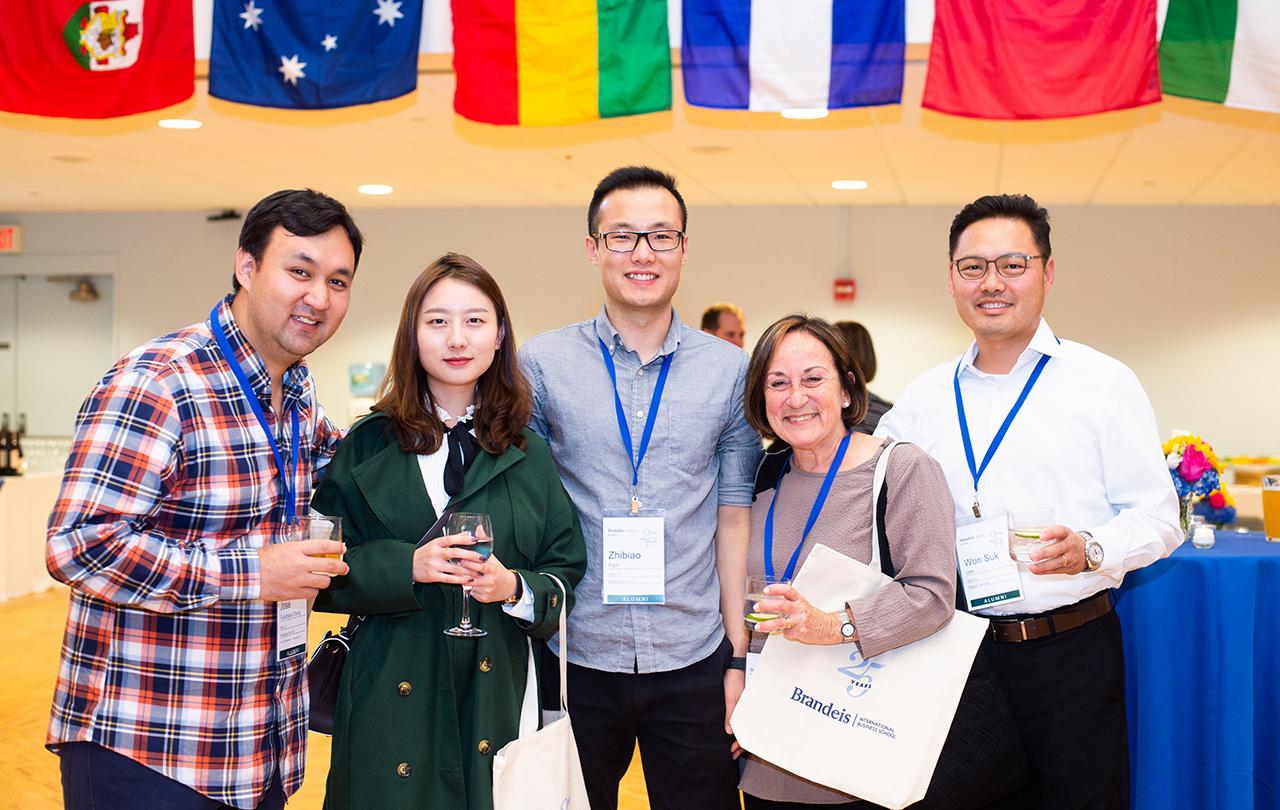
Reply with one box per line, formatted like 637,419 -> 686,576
922,0 -> 1161,120
0,0 -> 193,118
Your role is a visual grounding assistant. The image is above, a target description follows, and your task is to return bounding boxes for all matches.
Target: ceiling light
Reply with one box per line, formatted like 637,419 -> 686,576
832,180 -> 868,190
781,109 -> 829,120
158,119 -> 201,129
358,185 -> 394,195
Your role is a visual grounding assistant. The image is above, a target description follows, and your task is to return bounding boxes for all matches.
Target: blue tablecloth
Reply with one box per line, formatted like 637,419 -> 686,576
1116,532 -> 1280,810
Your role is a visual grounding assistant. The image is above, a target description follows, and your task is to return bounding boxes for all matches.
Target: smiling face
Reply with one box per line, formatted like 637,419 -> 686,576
764,331 -> 850,457
230,224 -> 355,380
948,217 -> 1054,360
416,276 -> 503,412
587,185 -> 687,320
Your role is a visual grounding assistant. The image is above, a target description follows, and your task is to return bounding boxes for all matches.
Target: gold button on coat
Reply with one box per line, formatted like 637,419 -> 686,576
398,682 -> 412,696
479,658 -> 492,672
478,740 -> 491,755
397,763 -> 412,777
550,593 -> 559,608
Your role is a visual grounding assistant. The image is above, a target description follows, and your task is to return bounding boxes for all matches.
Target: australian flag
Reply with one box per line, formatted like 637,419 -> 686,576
209,0 -> 423,108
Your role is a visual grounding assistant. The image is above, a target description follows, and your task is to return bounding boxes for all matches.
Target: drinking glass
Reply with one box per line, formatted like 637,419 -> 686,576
744,575 -> 791,633
1007,509 -> 1055,562
291,516 -> 342,573
1263,475 -> 1280,542
444,512 -> 494,637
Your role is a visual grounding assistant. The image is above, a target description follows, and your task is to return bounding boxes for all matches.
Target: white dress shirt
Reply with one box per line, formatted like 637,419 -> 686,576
876,318 -> 1182,615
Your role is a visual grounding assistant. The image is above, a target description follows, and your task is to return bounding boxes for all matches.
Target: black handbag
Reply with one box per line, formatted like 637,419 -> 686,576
870,462 -> 1028,810
306,503 -> 460,735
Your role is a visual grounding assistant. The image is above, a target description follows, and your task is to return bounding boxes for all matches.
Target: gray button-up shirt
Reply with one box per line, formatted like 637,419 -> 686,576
520,306 -> 762,673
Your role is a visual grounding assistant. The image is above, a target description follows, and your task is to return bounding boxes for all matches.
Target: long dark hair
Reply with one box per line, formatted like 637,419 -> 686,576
372,253 -> 530,456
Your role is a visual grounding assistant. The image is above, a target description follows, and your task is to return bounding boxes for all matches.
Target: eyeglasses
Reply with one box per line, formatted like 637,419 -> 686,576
591,230 -> 685,253
951,254 -> 1044,280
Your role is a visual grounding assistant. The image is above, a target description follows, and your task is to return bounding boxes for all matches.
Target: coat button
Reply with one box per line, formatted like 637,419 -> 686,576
397,763 -> 412,777
478,740 -> 491,755
479,658 -> 492,672
398,682 -> 412,696
550,593 -> 559,608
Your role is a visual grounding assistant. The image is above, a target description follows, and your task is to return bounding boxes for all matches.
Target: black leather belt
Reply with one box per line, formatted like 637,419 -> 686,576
988,590 -> 1113,643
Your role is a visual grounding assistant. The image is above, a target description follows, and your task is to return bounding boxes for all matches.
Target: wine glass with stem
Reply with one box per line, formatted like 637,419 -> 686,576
443,512 -> 494,637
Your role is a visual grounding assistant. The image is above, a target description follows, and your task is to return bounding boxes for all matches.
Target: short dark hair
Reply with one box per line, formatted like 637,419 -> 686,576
835,321 -> 876,383
372,253 -> 530,457
701,302 -> 744,332
587,166 -> 687,235
948,194 -> 1051,260
744,314 -> 868,442
233,189 -> 364,292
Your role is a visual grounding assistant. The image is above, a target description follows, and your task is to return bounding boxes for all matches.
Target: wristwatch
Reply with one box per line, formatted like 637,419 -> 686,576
839,608 -> 856,643
1080,531 -> 1104,572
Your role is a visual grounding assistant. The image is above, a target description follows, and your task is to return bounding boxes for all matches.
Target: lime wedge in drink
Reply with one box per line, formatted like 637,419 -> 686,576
1013,530 -> 1042,539
746,612 -> 779,623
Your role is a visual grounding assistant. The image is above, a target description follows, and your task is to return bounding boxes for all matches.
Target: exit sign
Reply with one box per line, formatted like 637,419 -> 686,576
0,226 -> 21,254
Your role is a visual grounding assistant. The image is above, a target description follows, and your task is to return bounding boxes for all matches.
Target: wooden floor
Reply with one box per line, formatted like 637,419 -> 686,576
0,588 -> 652,810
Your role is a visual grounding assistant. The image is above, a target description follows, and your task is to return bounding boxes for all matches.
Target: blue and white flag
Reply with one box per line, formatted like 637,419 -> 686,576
209,0 -> 424,108
681,0 -> 904,111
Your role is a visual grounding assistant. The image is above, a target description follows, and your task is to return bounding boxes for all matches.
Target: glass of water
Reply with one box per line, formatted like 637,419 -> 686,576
744,575 -> 791,633
443,512 -> 494,638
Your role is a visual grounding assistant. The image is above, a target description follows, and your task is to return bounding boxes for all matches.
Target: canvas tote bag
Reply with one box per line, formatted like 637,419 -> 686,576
731,446 -> 989,810
491,573 -> 591,810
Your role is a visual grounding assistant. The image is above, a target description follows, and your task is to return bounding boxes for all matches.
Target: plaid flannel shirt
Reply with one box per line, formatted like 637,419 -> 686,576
46,296 -> 342,808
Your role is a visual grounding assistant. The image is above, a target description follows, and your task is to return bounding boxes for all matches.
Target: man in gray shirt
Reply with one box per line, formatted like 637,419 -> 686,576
520,166 -> 762,810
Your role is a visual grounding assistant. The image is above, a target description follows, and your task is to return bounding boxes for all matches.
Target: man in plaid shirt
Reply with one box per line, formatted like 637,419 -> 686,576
46,189 -> 362,810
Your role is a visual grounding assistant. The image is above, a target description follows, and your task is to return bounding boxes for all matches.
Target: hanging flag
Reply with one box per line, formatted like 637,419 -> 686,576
922,0 -> 1161,120
0,0 -> 193,118
1160,0 -> 1280,114
452,0 -> 671,126
682,0 -> 904,111
209,0 -> 423,109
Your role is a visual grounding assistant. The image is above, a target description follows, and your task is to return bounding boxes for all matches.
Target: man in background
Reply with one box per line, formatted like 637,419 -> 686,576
46,189 -> 360,810
876,193 -> 1180,810
520,166 -> 762,810
701,302 -> 746,348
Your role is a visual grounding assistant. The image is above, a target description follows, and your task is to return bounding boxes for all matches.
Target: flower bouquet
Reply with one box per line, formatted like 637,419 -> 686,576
1193,487 -> 1238,528
1163,435 -> 1224,537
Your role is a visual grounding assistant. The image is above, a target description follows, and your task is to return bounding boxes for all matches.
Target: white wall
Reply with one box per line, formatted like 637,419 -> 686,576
1,204 -> 1275,456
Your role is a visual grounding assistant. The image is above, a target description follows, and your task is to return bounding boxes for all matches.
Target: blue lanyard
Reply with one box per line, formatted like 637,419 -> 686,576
953,353 -> 1051,517
763,430 -> 852,582
597,333 -> 673,511
210,304 -> 301,525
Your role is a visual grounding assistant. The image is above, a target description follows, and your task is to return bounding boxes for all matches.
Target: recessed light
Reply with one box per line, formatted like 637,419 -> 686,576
832,180 -> 868,190
358,184 -> 393,195
158,119 -> 201,129
781,109 -> 828,120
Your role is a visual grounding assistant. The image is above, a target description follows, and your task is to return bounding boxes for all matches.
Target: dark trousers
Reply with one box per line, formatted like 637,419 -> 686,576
983,609 -> 1130,810
60,741 -> 285,810
744,795 -> 861,810
547,637 -> 740,810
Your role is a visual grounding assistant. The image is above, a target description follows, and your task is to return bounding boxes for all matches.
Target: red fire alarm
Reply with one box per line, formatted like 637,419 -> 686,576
833,278 -> 856,302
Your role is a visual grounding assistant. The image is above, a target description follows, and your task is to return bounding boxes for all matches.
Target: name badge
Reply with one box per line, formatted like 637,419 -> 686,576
276,599 -> 308,661
601,508 -> 665,604
955,509 -> 1025,612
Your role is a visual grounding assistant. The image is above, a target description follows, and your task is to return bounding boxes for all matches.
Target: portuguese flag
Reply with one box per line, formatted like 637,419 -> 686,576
1160,0 -> 1280,113
452,0 -> 672,125
0,0 -> 192,118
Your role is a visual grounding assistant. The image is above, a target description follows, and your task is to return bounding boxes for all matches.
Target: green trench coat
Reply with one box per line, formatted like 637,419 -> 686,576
311,413 -> 586,810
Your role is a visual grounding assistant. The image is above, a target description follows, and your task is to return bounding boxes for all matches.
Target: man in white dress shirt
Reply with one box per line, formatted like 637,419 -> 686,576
876,193 -> 1181,810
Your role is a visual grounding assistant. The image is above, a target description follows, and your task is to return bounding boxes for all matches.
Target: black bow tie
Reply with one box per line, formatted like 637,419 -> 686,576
443,421 -> 480,497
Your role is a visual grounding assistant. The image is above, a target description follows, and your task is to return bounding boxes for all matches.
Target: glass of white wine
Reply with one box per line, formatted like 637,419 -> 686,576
293,515 -> 342,574
444,512 -> 494,638
744,575 -> 791,633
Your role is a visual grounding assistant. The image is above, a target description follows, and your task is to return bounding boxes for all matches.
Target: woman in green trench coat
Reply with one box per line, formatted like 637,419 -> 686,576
312,254 -> 586,810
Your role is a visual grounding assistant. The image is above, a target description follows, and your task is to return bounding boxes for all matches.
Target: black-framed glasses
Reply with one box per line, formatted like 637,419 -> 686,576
591,230 -> 685,253
952,254 -> 1044,280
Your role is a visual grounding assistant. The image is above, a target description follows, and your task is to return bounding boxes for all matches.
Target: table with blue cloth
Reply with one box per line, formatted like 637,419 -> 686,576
1116,532 -> 1280,810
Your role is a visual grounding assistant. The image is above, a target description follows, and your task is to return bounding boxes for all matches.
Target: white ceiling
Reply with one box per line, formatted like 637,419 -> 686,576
3,50 -> 1278,214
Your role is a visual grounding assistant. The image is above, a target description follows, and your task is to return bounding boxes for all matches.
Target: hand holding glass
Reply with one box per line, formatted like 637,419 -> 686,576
293,516 -> 343,574
1008,509 -> 1055,563
744,575 -> 791,633
444,513 -> 494,637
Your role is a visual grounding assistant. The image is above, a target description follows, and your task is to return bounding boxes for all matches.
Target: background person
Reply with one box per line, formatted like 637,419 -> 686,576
45,189 -> 360,810
311,254 -> 586,810
737,315 -> 956,809
834,320 -> 892,435
702,302 -> 747,348
519,166 -> 763,810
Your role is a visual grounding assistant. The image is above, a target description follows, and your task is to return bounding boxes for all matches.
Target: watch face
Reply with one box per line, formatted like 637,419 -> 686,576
841,623 -> 854,638
1086,542 -> 1103,567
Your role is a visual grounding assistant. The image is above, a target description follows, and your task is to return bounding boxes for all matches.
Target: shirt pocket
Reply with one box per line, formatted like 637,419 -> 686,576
666,398 -> 728,477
